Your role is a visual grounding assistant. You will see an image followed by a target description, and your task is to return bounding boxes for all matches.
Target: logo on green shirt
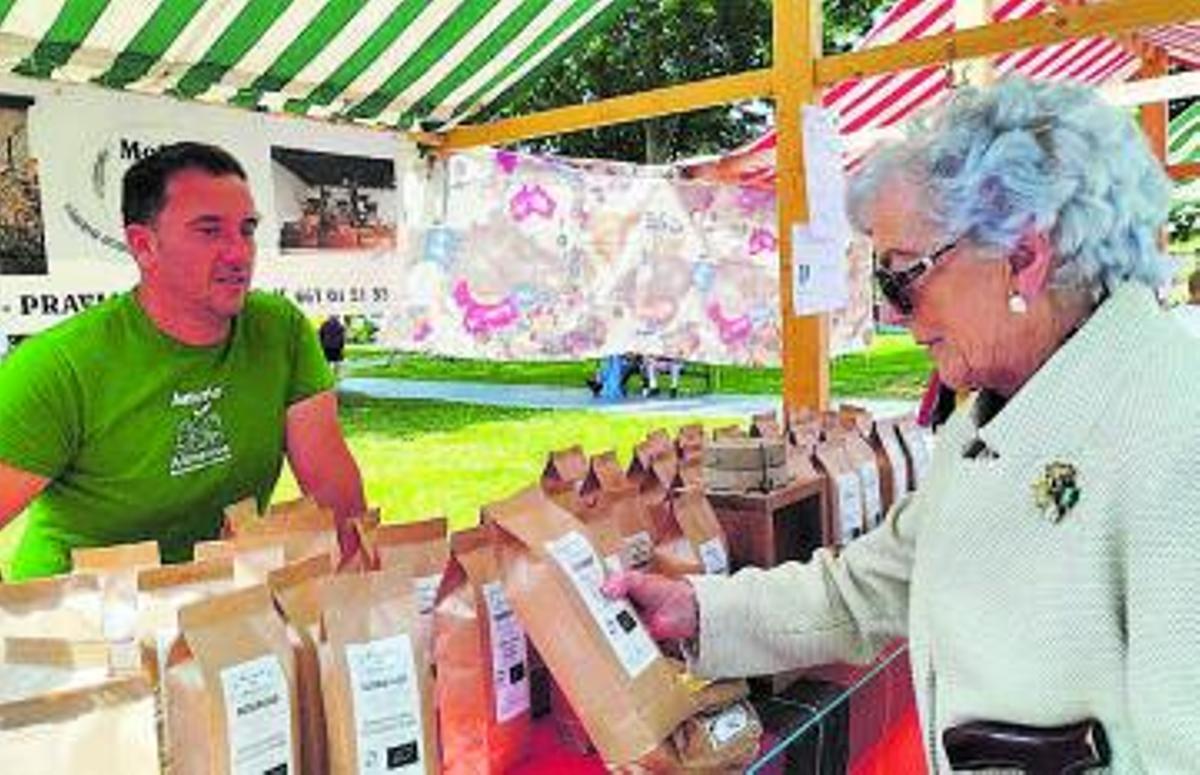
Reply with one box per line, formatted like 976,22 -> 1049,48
169,385 -> 232,476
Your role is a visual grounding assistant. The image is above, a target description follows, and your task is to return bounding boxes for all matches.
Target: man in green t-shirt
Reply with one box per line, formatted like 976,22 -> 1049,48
0,142 -> 366,579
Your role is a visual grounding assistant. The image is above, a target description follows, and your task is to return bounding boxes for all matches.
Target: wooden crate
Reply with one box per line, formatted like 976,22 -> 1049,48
705,476 -> 826,571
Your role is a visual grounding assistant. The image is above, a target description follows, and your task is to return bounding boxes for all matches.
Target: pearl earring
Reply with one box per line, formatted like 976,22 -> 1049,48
1008,292 -> 1028,315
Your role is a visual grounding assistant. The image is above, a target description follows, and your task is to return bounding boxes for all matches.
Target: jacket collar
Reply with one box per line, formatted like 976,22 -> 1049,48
970,283 -> 1159,461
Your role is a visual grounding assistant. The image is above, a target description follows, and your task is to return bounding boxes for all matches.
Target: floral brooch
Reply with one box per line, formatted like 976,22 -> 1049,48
1032,461 -> 1081,523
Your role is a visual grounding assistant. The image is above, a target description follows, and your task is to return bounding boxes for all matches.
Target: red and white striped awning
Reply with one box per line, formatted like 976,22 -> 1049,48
682,0 -> 1197,187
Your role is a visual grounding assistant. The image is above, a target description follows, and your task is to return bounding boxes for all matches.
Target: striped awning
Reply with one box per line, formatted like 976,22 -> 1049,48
682,0 -> 1197,187
1171,100 -> 1200,164
0,0 -> 632,129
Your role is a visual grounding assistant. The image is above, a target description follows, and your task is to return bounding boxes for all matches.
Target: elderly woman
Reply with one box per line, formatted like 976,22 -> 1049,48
605,77 -> 1200,772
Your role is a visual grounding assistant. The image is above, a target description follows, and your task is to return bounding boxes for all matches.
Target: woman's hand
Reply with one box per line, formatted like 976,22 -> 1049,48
602,570 -> 698,640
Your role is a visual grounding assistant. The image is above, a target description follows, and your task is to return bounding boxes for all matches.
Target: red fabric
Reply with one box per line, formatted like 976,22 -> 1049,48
850,704 -> 926,775
916,370 -> 941,427
510,720 -> 606,775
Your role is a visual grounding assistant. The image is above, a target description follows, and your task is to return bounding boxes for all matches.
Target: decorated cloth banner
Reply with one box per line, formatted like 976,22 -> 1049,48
389,149 -> 872,366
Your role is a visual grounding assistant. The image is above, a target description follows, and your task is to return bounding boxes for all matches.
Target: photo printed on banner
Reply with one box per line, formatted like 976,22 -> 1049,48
0,94 -> 46,276
271,146 -> 398,257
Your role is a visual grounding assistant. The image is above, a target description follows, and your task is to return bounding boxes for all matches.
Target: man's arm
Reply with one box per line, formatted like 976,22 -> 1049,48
284,390 -> 366,549
0,459 -> 48,529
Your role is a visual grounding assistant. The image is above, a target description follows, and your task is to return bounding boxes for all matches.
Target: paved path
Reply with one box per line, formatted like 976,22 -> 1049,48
339,377 -> 916,420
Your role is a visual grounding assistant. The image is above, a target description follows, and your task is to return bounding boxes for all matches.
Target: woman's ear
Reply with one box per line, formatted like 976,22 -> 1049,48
1009,229 -> 1055,302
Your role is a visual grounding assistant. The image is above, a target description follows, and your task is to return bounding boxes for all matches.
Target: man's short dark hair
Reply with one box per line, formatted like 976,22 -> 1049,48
121,141 -> 247,226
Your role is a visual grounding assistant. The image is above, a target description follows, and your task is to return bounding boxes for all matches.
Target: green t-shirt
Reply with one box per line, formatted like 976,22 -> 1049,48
0,290 -> 334,578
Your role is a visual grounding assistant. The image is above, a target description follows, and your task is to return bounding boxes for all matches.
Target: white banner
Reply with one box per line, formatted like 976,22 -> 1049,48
0,73 -> 421,335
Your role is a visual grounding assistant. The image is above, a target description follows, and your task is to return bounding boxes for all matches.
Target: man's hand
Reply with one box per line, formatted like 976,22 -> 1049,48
602,570 -> 698,640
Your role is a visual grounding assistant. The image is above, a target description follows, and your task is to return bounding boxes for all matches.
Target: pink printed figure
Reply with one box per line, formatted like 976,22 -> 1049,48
452,280 -> 520,335
736,186 -> 775,216
412,319 -> 432,343
707,301 -> 753,345
748,227 -> 777,255
509,184 -> 556,221
495,150 -> 520,174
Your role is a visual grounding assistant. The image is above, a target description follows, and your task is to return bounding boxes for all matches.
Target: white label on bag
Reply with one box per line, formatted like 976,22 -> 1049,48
482,581 -> 531,723
623,531 -> 653,570
857,461 -> 883,527
604,554 -> 624,574
705,703 -> 752,748
345,634 -> 424,775
836,472 -> 864,541
546,531 -> 659,679
220,655 -> 294,775
697,537 -> 729,575
413,574 -> 441,616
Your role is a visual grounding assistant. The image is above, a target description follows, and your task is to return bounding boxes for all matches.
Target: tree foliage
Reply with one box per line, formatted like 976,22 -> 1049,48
492,0 -> 891,163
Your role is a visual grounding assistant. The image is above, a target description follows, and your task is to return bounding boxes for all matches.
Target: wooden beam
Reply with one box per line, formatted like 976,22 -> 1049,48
1169,163 -> 1200,181
1137,47 -> 1169,163
776,0 -> 828,412
816,0 -> 1193,86
439,69 -> 772,150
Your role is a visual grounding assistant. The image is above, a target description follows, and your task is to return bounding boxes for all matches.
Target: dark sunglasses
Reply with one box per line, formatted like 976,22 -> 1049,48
873,239 -> 960,315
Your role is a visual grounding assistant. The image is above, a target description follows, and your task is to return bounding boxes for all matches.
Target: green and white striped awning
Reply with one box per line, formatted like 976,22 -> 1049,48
1170,101 -> 1200,165
0,0 -> 631,129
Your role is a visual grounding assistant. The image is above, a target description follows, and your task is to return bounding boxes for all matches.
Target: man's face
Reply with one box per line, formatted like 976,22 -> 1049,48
129,169 -> 258,322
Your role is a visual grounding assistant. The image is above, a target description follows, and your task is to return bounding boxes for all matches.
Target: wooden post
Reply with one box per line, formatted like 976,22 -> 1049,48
953,0 -> 996,86
775,0 -> 827,412
1136,44 -> 1169,163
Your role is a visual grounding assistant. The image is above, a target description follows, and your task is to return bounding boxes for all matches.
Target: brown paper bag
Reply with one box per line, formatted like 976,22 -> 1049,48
0,637 -> 113,703
583,453 -> 656,572
192,538 -> 288,588
485,486 -> 693,768
435,527 -> 531,774
267,555 -> 334,775
750,411 -> 783,440
320,568 -> 440,775
72,541 -> 162,674
813,440 -> 866,544
357,517 -> 449,663
0,575 -> 103,641
0,674 -> 158,774
652,488 -> 730,578
542,445 -> 589,492
894,415 -> 932,490
676,424 -> 706,459
136,558 -> 236,687
711,425 -> 747,440
872,418 -> 910,509
841,432 -> 884,530
671,700 -> 763,773
166,585 -> 299,775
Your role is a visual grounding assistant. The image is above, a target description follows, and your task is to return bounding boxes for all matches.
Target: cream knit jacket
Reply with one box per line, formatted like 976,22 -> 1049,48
689,284 -> 1200,773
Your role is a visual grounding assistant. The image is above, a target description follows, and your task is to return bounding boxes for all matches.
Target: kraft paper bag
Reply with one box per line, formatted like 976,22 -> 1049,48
582,452 -> 655,572
0,674 -> 158,775
165,584 -> 299,775
485,486 -> 693,768
267,555 -> 335,775
434,527 -> 531,774
357,517 -> 449,663
813,440 -> 866,545
651,488 -> 730,579
541,444 -> 589,492
319,568 -> 440,775
0,574 -> 103,641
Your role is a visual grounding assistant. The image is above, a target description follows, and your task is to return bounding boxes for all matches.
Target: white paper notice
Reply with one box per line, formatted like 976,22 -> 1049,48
546,531 -> 659,679
792,105 -> 853,316
857,461 -> 883,527
836,472 -> 865,542
481,581 -> 531,723
623,531 -> 653,570
219,655 -> 294,775
344,634 -> 425,775
697,537 -> 729,575
705,703 -> 752,748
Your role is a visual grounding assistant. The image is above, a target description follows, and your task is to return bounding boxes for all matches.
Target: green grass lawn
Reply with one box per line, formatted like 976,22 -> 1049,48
352,332 -> 932,400
0,395 -> 740,577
